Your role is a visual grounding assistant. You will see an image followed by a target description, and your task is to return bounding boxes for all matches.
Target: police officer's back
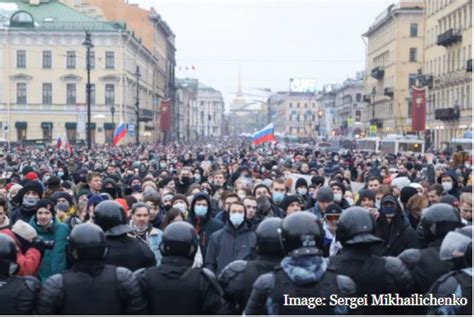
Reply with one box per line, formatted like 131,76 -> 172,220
137,221 -> 228,314
428,225 -> 472,315
219,218 -> 284,314
36,224 -> 146,314
0,234 -> 40,314
94,201 -> 156,271
329,207 -> 413,314
399,203 -> 462,294
244,211 -> 357,315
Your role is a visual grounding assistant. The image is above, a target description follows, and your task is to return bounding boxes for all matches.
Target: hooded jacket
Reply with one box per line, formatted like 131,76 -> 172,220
437,171 -> 462,199
29,217 -> 69,282
187,193 -> 223,258
204,218 -> 256,274
374,200 -> 420,257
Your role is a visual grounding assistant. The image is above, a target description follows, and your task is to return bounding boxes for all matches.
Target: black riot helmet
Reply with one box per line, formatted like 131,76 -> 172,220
93,200 -> 130,234
419,203 -> 462,244
160,222 -> 198,259
280,211 -> 324,256
69,223 -> 107,261
255,218 -> 283,257
336,206 -> 382,246
0,234 -> 19,276
440,225 -> 472,268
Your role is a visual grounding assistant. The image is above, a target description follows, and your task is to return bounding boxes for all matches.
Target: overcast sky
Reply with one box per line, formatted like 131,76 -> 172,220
131,0 -> 396,110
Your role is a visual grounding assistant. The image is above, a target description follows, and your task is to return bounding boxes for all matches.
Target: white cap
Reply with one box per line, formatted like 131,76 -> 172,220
11,220 -> 37,241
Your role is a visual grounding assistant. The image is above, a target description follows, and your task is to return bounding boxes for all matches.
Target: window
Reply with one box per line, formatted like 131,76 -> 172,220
410,23 -> 418,37
17,83 -> 27,104
289,103 -> 292,108
409,48 -> 417,62
42,83 -> 52,105
304,103 -> 308,108
356,93 -> 362,102
105,51 -> 115,69
42,51 -> 52,68
297,103 -> 300,108
88,51 -> 95,69
17,50 -> 26,68
408,101 -> 412,118
408,74 -> 417,89
85,84 -> 96,105
105,84 -> 115,105
355,110 -> 361,122
312,103 -> 316,108
67,83 -> 76,105
67,51 -> 76,69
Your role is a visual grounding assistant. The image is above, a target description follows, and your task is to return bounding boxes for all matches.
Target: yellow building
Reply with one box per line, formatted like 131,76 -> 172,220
0,0 -> 159,144
423,0 -> 472,150
363,1 -> 424,136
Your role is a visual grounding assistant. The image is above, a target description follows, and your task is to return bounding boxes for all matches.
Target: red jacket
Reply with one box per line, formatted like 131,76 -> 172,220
0,228 -> 41,276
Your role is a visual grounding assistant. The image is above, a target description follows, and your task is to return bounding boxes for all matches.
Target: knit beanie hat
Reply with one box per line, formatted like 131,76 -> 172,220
11,220 -> 37,241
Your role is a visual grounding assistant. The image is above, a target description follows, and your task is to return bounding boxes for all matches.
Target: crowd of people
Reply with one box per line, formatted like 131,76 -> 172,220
0,139 -> 472,314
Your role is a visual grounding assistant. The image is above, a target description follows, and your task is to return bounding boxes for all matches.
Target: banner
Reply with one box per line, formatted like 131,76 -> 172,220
411,86 -> 426,132
160,98 -> 172,132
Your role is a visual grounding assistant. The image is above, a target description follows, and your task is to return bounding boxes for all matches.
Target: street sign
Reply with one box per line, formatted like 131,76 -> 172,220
128,124 -> 135,132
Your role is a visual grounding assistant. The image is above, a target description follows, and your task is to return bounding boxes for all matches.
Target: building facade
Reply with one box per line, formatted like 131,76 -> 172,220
175,78 -> 198,142
194,82 -> 225,140
423,0 -> 472,150
333,73 -> 365,137
363,1 -> 424,137
60,0 -> 176,142
0,0 -> 157,144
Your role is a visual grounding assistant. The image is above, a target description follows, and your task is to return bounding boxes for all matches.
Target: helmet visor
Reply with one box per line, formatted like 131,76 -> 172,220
440,231 -> 472,261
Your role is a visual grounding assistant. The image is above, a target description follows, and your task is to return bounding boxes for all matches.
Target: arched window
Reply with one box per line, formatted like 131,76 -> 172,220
10,11 -> 35,28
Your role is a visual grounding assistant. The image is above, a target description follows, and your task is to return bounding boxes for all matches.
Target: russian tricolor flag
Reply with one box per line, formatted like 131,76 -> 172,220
252,123 -> 276,145
113,121 -> 127,146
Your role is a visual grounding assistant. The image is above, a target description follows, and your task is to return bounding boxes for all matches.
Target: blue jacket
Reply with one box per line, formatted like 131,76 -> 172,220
29,217 -> 69,282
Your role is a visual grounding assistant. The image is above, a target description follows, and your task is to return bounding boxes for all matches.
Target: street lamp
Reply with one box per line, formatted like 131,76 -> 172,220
110,105 -> 115,126
135,66 -> 141,146
317,110 -> 323,138
82,31 -> 94,149
371,87 -> 376,137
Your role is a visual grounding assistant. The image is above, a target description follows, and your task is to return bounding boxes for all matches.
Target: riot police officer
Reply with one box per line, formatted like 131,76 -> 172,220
244,212 -> 357,315
94,200 -> 156,271
36,223 -> 146,314
137,221 -> 229,314
329,206 -> 413,314
399,203 -> 462,294
219,218 -> 284,314
0,234 -> 40,314
428,225 -> 472,315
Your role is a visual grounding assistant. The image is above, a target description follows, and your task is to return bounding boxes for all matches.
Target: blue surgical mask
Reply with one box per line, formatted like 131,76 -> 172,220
194,205 -> 208,217
229,213 -> 245,227
381,206 -> 396,215
272,192 -> 285,204
23,196 -> 39,208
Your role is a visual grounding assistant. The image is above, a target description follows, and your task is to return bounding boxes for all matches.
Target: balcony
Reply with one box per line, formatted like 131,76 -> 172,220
467,59 -> 472,72
435,108 -> 460,121
437,29 -> 462,47
384,87 -> 394,98
139,108 -> 153,122
370,118 -> 383,129
371,67 -> 385,80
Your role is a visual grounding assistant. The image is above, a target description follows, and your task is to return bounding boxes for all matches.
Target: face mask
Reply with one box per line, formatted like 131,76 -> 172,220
181,176 -> 192,185
174,203 -> 187,213
297,188 -> 307,196
132,184 -> 142,193
43,175 -> 50,182
346,198 -> 354,206
229,213 -> 244,227
333,193 -> 342,203
133,223 -> 148,233
333,156 -> 339,161
194,174 -> 201,182
58,171 -> 64,177
272,192 -> 285,204
23,196 -> 39,208
160,162 -> 167,168
194,205 -> 208,217
56,202 -> 70,212
103,187 -> 117,198
442,182 -> 453,192
381,206 -> 396,215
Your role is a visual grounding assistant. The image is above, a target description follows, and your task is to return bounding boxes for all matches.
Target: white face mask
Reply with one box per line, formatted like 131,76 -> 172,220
173,203 -> 187,213
345,198 -> 354,206
229,213 -> 245,227
442,182 -> 453,192
297,188 -> 307,196
333,193 -> 342,203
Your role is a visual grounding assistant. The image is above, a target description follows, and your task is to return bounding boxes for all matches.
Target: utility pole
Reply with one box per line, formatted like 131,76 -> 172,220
82,31 -> 93,149
135,66 -> 140,145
